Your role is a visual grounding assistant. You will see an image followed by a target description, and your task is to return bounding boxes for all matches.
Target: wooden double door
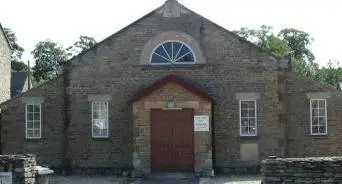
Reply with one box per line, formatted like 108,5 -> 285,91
151,109 -> 194,172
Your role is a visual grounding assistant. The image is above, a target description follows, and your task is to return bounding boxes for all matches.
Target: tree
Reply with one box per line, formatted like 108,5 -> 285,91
31,40 -> 68,82
234,25 -> 290,57
3,27 -> 29,71
315,61 -> 342,88
278,28 -> 315,62
66,35 -> 96,57
234,25 -> 318,78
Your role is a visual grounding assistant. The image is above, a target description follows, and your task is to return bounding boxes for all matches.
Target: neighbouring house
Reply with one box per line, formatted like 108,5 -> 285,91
11,71 -> 31,98
0,23 -> 11,104
1,0 -> 342,176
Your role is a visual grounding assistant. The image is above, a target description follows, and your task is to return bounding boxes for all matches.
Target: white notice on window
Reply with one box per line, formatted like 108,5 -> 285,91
194,115 -> 210,132
0,172 -> 12,184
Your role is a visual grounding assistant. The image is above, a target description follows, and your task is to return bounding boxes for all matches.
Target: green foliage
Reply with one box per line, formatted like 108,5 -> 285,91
234,25 -> 342,88
11,61 -> 28,71
278,28 -> 315,62
315,61 -> 342,89
31,40 -> 68,82
3,27 -> 30,72
66,35 -> 96,57
3,27 -> 25,63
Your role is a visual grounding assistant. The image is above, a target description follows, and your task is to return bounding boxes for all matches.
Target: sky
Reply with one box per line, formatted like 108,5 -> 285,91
0,0 -> 341,67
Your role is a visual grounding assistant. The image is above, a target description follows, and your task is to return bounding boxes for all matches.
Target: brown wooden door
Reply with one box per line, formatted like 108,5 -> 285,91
151,109 -> 194,172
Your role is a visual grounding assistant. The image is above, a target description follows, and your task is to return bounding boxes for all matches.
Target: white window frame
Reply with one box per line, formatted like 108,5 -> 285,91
91,101 -> 109,138
239,100 -> 257,136
310,99 -> 328,135
149,40 -> 197,65
25,104 -> 42,139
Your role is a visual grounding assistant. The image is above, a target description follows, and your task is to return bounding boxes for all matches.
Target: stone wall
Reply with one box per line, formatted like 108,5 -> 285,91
262,157 -> 342,183
0,154 -> 37,184
0,27 -> 11,104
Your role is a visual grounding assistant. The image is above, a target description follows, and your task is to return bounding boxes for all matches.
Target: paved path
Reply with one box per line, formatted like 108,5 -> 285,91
52,175 -> 261,184
132,178 -> 199,184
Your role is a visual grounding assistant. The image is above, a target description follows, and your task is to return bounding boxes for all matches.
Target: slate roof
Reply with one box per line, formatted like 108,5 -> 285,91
11,72 -> 28,97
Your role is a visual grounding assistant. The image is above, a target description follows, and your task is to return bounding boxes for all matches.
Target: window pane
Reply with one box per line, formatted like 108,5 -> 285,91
241,118 -> 248,126
249,118 -> 256,127
319,109 -> 325,116
318,100 -> 326,108
249,110 -> 255,117
34,121 -> 40,129
151,53 -> 169,64
27,129 -> 34,138
249,127 -> 256,135
27,113 -> 33,121
33,105 -> 40,112
241,126 -> 248,135
177,53 -> 194,63
27,105 -> 33,112
176,44 -> 190,59
34,129 -> 40,137
318,117 -> 326,126
312,126 -> 319,134
93,111 -> 100,119
173,42 -> 182,58
93,129 -> 100,137
241,102 -> 248,109
27,122 -> 33,129
312,109 -> 318,116
34,113 -> 40,121
154,46 -> 169,59
241,110 -> 248,117
248,101 -> 255,109
311,100 -> 318,108
319,126 -> 326,134
312,117 -> 319,126
163,42 -> 173,59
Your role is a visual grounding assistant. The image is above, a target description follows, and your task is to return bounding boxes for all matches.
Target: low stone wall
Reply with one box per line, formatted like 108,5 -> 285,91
0,154 -> 37,184
262,157 -> 342,184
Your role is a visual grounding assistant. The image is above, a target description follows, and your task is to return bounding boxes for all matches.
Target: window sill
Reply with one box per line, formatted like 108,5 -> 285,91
240,135 -> 258,140
311,133 -> 328,136
25,137 -> 43,141
92,137 -> 109,140
138,64 -> 206,69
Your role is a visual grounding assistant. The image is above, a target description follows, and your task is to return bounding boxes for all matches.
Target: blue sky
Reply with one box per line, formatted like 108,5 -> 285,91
1,0 -> 341,66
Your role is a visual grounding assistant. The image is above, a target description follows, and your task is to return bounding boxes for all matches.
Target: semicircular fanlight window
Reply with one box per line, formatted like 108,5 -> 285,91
150,41 -> 195,64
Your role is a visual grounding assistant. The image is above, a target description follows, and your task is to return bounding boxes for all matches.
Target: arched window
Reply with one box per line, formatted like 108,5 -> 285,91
150,41 -> 196,64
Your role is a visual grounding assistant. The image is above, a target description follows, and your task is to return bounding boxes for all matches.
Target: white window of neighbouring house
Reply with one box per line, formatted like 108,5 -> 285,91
92,101 -> 109,138
310,99 -> 327,135
150,41 -> 196,64
25,104 -> 41,139
240,100 -> 257,136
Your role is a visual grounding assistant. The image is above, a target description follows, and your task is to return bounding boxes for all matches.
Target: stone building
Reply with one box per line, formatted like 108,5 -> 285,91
0,23 -> 11,104
1,0 -> 342,176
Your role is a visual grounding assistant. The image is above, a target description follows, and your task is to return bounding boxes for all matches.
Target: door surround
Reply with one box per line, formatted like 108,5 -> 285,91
151,108 -> 195,172
131,82 -> 213,176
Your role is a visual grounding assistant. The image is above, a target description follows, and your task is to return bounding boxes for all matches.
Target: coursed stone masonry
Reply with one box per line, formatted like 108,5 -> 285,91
262,157 -> 342,184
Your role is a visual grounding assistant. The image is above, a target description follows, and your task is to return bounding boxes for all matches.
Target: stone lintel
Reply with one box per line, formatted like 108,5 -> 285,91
236,93 -> 260,100
22,97 -> 44,104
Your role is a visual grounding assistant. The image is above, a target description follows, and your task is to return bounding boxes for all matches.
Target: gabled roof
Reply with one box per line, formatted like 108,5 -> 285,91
11,72 -> 28,97
129,74 -> 213,103
0,22 -> 12,50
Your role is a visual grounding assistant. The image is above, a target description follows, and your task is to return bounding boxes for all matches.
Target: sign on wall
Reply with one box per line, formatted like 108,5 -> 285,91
194,115 -> 210,132
0,172 -> 12,184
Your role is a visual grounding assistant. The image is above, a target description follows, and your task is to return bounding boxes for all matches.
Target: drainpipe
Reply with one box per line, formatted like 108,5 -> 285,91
27,60 -> 31,90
